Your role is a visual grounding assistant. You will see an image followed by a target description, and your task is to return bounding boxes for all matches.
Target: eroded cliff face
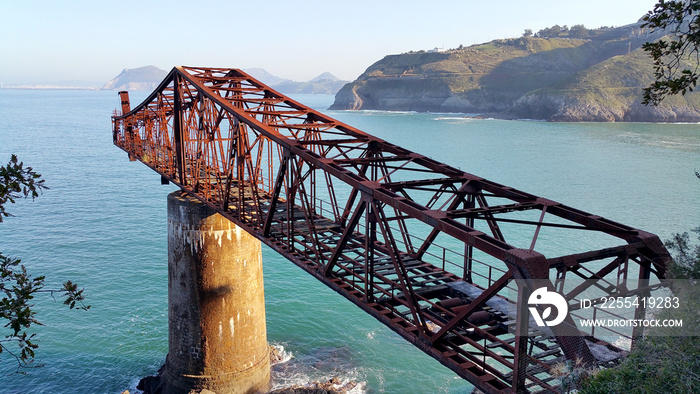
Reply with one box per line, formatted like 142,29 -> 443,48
332,82 -> 369,110
508,90 -> 700,122
331,77 -> 466,112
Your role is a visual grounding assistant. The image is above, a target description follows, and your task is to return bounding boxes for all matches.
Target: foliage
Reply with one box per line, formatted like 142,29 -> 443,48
642,0 -> 700,105
536,24 -> 567,38
569,24 -> 590,39
534,24 -> 589,39
580,335 -> 700,393
550,359 -> 598,393
664,226 -> 700,280
0,155 -> 45,223
0,155 -> 89,372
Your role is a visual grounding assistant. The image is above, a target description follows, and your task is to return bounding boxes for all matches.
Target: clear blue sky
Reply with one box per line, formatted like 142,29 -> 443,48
1,0 -> 659,85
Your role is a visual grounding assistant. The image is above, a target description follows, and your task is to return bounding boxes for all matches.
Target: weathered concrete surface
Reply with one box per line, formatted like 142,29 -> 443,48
159,191 -> 269,393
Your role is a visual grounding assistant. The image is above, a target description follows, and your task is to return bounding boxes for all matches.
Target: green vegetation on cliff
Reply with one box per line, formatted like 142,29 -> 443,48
331,23 -> 700,122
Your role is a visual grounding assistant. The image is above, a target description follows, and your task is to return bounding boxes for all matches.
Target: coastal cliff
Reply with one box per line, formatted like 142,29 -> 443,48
331,23 -> 700,122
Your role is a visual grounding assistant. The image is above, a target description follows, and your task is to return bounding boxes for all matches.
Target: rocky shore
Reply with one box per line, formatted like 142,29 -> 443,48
267,377 -> 358,394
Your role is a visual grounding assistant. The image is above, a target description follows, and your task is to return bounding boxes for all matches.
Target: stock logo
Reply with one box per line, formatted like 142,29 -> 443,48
528,287 -> 568,327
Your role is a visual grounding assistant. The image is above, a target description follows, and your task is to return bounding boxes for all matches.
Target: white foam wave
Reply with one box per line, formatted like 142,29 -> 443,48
355,109 -> 419,115
432,115 -> 498,122
433,116 -> 473,121
271,343 -> 294,364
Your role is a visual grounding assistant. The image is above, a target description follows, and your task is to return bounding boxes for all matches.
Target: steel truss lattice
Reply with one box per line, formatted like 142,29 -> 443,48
112,66 -> 670,393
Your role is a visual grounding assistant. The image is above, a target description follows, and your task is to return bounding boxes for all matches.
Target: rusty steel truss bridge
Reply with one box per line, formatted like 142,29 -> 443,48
112,66 -> 670,393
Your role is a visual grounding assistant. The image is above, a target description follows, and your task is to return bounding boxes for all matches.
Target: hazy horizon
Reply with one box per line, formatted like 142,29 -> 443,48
1,0 -> 658,87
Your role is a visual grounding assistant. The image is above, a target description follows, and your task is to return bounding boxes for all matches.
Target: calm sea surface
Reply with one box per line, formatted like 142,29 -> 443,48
0,90 -> 698,393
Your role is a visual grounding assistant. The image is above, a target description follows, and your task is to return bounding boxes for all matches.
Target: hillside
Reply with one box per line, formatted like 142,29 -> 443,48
331,23 -> 700,122
510,47 -> 700,122
244,68 -> 292,85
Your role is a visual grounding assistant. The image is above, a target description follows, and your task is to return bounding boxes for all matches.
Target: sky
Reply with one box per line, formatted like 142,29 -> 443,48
1,0 -> 660,86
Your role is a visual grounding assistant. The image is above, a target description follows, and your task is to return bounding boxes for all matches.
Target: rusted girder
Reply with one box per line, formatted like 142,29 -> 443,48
112,67 -> 671,393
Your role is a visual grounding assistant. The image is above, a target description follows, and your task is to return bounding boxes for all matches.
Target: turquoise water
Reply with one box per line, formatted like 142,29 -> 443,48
0,90 -> 698,393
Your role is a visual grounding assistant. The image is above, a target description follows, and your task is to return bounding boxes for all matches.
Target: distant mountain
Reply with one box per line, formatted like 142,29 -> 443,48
243,68 -> 292,86
331,22 -> 700,122
245,69 -> 348,94
102,66 -> 167,91
310,72 -> 340,82
102,66 -> 347,95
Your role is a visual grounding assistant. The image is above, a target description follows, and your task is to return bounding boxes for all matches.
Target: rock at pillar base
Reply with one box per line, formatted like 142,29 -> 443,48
143,191 -> 270,393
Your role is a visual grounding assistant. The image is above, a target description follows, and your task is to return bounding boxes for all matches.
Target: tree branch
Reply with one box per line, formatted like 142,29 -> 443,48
642,1 -> 700,105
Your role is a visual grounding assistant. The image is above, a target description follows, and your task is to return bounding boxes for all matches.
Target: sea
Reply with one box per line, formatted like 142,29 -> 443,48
0,90 -> 698,393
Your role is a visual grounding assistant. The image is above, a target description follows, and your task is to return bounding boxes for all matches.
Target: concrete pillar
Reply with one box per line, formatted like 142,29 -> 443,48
161,191 -> 270,393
